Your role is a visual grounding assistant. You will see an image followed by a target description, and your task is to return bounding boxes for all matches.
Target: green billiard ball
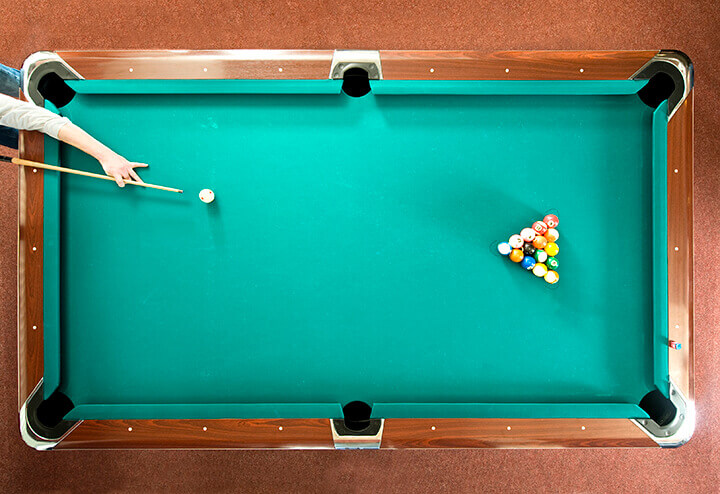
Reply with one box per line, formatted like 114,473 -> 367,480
547,257 -> 559,270
534,249 -> 548,263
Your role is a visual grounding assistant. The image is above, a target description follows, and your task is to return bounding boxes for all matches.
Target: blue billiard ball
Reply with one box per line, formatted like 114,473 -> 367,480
520,256 -> 536,270
497,242 -> 512,256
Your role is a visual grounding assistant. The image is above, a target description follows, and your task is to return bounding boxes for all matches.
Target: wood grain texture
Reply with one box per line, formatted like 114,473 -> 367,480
51,417 -> 656,449
43,50 -> 659,82
17,129 -> 44,410
381,419 -> 655,448
55,50 -> 335,80
667,92 -> 694,401
55,418 -> 334,449
380,50 -> 658,80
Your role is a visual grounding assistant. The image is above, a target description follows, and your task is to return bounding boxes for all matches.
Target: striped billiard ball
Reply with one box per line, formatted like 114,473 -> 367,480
509,234 -> 524,249
544,270 -> 559,284
545,228 -> 559,242
532,263 -> 548,277
497,242 -> 512,256
532,221 -> 548,235
520,228 -> 536,243
534,249 -> 548,263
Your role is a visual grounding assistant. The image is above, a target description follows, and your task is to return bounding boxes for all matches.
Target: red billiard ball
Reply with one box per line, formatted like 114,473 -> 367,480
543,214 -> 559,228
532,221 -> 548,235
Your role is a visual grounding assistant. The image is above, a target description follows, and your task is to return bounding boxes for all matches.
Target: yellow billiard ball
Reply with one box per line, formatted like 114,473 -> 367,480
532,263 -> 548,277
545,242 -> 559,257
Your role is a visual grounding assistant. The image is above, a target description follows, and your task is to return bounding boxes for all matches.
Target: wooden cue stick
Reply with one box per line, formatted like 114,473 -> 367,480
9,157 -> 183,193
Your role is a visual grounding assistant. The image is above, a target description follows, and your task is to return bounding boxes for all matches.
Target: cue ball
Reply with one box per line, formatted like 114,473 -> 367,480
199,189 -> 215,203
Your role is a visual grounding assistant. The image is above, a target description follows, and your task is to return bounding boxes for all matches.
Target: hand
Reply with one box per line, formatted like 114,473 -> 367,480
99,152 -> 149,187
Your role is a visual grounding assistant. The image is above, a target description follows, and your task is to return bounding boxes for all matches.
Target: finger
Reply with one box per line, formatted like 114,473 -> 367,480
129,168 -> 144,183
132,162 -> 149,168
113,173 -> 125,187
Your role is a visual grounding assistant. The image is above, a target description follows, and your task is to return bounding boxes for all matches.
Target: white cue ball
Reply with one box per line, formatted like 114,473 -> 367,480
199,189 -> 215,203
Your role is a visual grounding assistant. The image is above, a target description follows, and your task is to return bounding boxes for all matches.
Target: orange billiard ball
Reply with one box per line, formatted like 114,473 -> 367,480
545,228 -> 559,242
532,235 -> 548,249
544,270 -> 559,284
509,249 -> 524,263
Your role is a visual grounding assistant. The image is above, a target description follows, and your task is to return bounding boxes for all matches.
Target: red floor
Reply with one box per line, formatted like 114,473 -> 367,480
1,1 -> 719,492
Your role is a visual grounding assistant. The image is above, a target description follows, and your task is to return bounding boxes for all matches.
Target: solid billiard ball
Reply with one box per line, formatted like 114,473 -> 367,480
534,249 -> 548,263
199,188 -> 215,203
547,257 -> 559,270
520,228 -> 536,243
545,242 -> 559,257
521,256 -> 536,270
532,221 -> 548,235
497,242 -> 512,256
543,214 -> 559,228
544,270 -> 559,284
509,249 -> 524,262
532,263 -> 548,277
509,234 -> 524,249
523,243 -> 536,256
545,228 -> 559,242
532,235 -> 547,249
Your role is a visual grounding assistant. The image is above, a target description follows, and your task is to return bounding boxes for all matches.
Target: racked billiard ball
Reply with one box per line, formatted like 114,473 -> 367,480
545,242 -> 559,257
545,228 -> 559,242
520,228 -> 536,243
532,221 -> 548,235
547,257 -> 559,270
544,270 -> 559,284
532,235 -> 547,249
509,234 -> 524,249
509,249 -> 524,263
497,242 -> 512,256
534,249 -> 548,263
532,262 -> 548,277
543,214 -> 559,228
523,243 -> 536,256
521,256 -> 536,270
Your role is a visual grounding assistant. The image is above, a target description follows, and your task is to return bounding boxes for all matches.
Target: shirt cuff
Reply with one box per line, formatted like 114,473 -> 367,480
43,116 -> 71,139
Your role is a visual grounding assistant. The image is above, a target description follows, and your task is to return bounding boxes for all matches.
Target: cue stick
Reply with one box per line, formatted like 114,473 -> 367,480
0,156 -> 183,194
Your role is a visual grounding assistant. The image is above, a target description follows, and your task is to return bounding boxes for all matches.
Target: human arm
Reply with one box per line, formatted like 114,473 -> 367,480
56,123 -> 147,186
0,93 -> 147,186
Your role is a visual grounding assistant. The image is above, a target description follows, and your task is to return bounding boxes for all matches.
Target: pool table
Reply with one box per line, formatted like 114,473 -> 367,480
17,50 -> 694,450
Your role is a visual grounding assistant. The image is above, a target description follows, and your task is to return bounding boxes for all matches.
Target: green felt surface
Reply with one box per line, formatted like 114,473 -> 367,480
43,79 -> 668,420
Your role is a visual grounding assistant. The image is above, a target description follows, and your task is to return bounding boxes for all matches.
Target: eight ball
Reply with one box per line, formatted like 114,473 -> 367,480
523,243 -> 536,256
